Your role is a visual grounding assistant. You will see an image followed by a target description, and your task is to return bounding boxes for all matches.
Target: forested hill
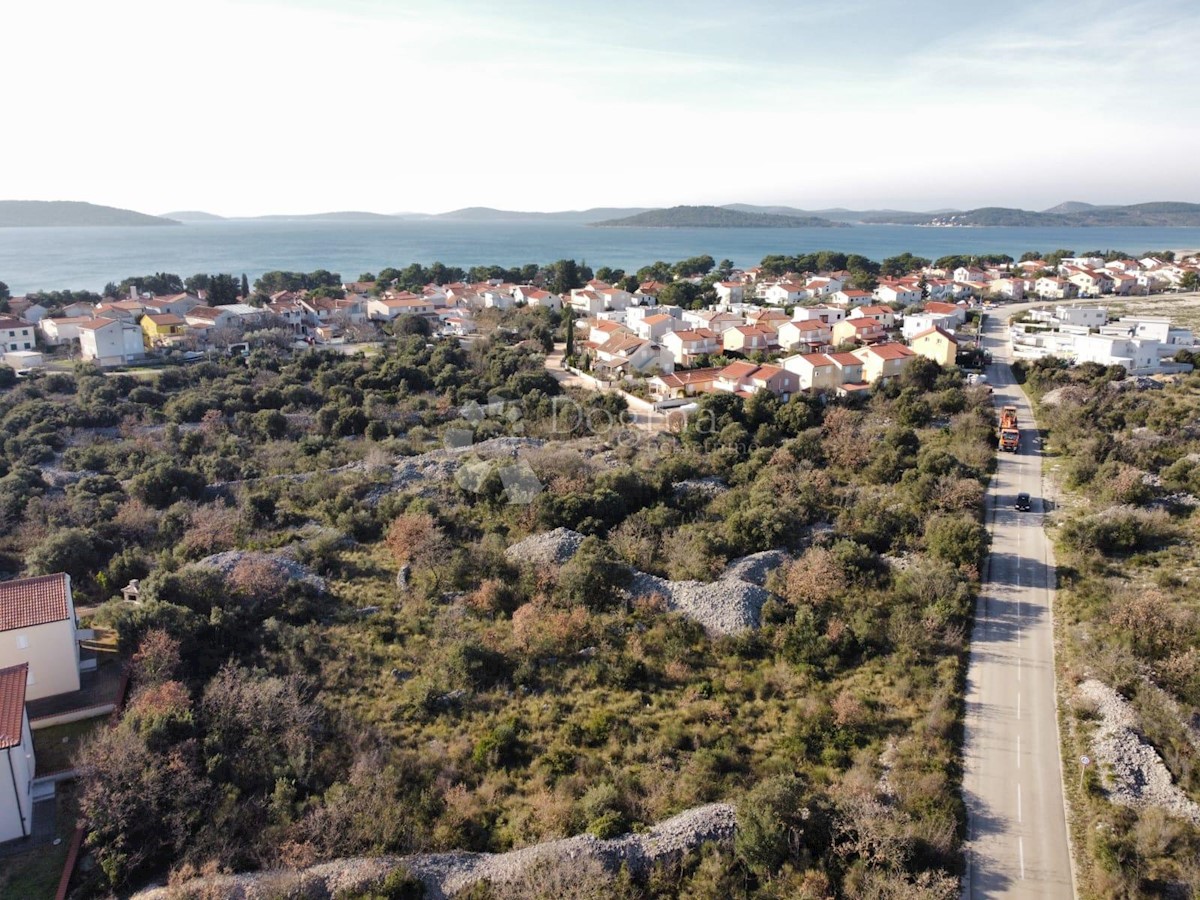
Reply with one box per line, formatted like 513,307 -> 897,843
0,200 -> 179,227
591,205 -> 847,228
862,202 -> 1200,227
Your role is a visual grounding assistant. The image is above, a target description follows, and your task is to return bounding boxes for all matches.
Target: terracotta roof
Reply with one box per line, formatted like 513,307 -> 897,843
791,353 -> 834,367
912,326 -> 959,343
642,314 -> 673,324
829,352 -> 862,366
719,361 -> 760,379
0,663 -> 29,749
186,306 -> 228,320
76,317 -> 118,331
0,573 -> 72,632
860,343 -> 916,360
0,318 -> 34,330
146,313 -> 185,326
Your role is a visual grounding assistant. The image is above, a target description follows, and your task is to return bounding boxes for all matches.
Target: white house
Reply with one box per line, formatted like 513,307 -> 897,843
875,284 -> 922,306
0,574 -> 82,702
77,318 -> 145,366
848,304 -> 896,328
1073,334 -> 1161,373
763,281 -> 807,305
1054,305 -> 1107,328
792,305 -> 845,325
39,316 -> 92,347
662,328 -> 721,366
901,312 -> 957,340
367,297 -> 436,321
0,318 -> 36,354
830,289 -> 872,307
714,282 -> 745,304
681,309 -> 743,332
635,313 -> 676,342
0,663 -> 35,842
142,293 -> 203,318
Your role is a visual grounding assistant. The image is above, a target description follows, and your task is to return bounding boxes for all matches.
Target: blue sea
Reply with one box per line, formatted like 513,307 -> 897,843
2,219 -> 1200,294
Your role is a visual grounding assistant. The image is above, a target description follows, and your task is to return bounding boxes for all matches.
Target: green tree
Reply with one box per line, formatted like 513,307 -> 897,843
547,259 -> 584,295
1180,271 -> 1200,292
207,274 -> 240,305
0,280 -> 9,312
564,311 -> 575,359
240,273 -> 250,298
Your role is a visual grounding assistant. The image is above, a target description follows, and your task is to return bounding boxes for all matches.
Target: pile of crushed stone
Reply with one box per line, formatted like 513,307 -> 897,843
1078,678 -> 1200,825
196,551 -> 326,593
628,571 -> 769,636
505,527 -> 586,567
132,803 -> 737,900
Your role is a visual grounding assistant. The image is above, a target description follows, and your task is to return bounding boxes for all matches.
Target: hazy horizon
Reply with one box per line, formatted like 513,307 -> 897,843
4,0 -> 1198,217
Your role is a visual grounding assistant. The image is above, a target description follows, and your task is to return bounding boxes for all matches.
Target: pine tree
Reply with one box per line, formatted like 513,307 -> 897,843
240,273 -> 250,299
564,312 -> 575,361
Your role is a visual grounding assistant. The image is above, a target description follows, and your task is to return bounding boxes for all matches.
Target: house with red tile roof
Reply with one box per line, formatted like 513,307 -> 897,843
852,342 -> 916,383
782,352 -> 840,391
848,304 -> 897,328
662,328 -> 721,366
0,573 -> 81,701
714,361 -> 796,399
777,319 -> 833,353
0,662 -> 34,841
722,324 -> 776,354
832,316 -> 887,345
635,313 -> 676,342
909,326 -> 959,367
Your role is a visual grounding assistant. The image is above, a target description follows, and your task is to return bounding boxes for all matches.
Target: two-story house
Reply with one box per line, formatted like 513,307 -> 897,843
0,574 -> 83,702
0,663 -> 35,841
0,318 -> 36,354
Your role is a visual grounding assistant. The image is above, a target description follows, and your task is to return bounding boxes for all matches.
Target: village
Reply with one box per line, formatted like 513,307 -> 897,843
2,252 -> 1198,390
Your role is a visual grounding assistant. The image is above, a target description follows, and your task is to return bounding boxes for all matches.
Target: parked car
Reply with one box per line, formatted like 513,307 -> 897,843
1015,492 -> 1031,511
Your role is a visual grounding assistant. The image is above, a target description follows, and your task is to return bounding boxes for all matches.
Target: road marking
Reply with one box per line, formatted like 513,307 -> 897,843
1017,733 -> 1021,768
1019,836 -> 1026,880
1017,782 -> 1022,823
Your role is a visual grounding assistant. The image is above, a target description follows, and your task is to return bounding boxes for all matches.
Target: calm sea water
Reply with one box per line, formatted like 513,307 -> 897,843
3,219 -> 1200,294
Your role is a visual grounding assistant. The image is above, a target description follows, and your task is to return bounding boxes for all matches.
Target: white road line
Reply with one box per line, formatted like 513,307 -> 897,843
1019,836 -> 1026,880
1017,782 -> 1022,823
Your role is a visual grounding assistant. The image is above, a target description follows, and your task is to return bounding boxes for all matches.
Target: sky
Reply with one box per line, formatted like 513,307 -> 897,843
2,0 -> 1198,216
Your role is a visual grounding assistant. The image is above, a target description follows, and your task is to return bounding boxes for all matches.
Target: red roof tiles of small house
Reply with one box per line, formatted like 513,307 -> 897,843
0,573 -> 71,632
924,302 -> 961,314
829,352 -> 863,366
642,314 -> 673,324
848,318 -> 882,330
719,361 -> 761,379
0,663 -> 29,749
912,326 -> 959,343
862,343 -> 916,360
751,364 -> 786,381
668,329 -> 717,342
76,317 -> 118,331
792,353 -> 834,367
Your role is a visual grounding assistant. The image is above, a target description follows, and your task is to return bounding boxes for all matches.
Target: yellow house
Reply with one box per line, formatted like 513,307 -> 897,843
141,313 -> 188,349
852,342 -> 916,383
909,326 -> 958,368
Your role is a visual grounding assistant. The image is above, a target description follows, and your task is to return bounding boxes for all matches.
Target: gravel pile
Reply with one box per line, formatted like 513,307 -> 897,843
132,803 -> 736,900
672,477 -> 729,499
197,551 -> 327,593
629,571 -> 769,636
1078,679 -> 1200,825
720,549 -> 789,586
1040,385 -> 1091,407
505,527 -> 586,567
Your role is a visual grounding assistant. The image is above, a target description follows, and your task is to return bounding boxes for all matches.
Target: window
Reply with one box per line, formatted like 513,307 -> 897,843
17,634 -> 28,649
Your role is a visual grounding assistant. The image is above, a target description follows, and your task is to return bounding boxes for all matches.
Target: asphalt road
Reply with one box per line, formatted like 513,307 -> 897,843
962,313 -> 1075,897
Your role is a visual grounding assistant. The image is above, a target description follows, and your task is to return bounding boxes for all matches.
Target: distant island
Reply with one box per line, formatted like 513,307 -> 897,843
591,205 -> 847,228
0,200 -> 178,227
861,201 -> 1200,227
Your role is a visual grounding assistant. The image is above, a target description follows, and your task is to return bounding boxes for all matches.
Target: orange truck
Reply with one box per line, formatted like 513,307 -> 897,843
997,405 -> 1019,452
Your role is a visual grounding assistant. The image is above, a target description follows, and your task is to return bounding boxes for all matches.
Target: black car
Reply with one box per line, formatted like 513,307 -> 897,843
1015,492 -> 1031,511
